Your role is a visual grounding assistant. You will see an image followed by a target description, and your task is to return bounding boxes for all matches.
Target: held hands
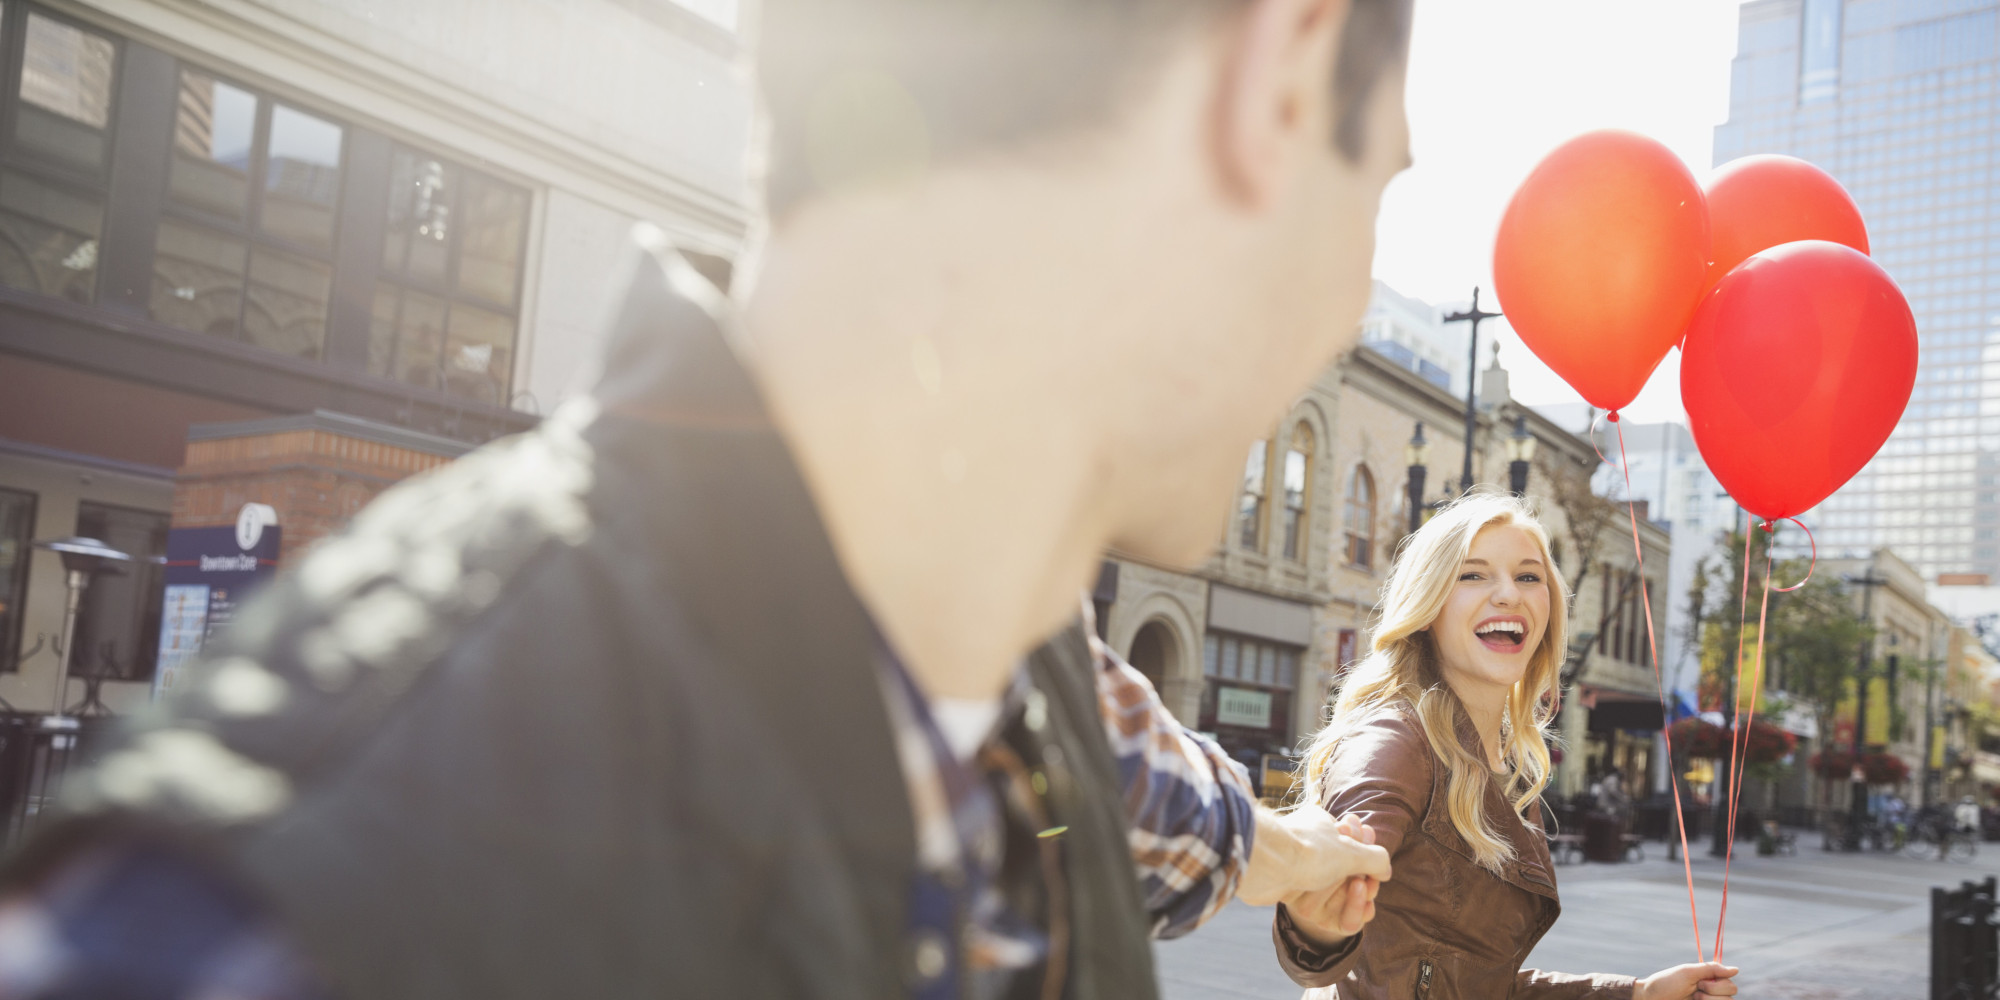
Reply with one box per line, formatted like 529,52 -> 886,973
1275,816 -> 1382,947
1237,807 -> 1385,946
1635,962 -> 1739,1000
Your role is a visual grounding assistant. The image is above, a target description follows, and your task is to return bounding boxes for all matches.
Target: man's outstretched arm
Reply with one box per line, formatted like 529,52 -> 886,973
1090,633 -> 1387,937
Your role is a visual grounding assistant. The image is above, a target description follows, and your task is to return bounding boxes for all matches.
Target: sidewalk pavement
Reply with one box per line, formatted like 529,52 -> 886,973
1156,839 -> 1982,999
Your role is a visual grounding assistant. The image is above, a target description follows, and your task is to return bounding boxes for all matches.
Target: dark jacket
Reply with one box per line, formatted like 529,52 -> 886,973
35,243 -> 1158,1000
1272,704 -> 1634,999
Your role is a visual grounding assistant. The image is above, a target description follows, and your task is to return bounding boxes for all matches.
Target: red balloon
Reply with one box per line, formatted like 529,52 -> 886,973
1704,154 -> 1869,290
1494,130 -> 1709,412
1680,240 -> 1915,521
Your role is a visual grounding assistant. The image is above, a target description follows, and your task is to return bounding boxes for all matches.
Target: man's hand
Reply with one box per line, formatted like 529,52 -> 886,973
1635,962 -> 1739,999
1237,806 -> 1389,908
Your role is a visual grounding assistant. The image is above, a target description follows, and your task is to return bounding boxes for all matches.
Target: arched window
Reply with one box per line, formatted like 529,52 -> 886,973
1281,423 -> 1313,562
1127,619 -> 1179,692
1343,465 -> 1376,569
1238,440 -> 1268,551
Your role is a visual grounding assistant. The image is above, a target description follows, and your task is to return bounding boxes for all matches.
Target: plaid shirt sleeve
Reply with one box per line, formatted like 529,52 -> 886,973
1089,633 -> 1257,939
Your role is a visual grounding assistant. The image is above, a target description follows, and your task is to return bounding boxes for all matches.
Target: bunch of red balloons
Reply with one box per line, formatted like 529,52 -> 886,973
1493,130 -> 1916,522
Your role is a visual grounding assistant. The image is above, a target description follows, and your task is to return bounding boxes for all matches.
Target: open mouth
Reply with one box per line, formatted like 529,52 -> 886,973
1475,620 -> 1527,652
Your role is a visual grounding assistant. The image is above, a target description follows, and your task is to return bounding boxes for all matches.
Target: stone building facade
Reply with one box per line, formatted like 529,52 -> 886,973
1099,342 -> 1673,799
1811,550 -> 1952,811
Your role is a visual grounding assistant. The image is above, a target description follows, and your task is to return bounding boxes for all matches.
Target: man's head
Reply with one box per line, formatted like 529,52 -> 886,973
751,0 -> 1414,568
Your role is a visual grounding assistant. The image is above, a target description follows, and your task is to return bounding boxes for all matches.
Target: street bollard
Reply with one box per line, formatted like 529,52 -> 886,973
1931,875 -> 1998,1000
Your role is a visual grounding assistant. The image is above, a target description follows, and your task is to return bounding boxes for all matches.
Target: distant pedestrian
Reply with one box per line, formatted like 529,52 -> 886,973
1956,796 -> 1981,835
1884,793 -> 1907,829
1592,768 -> 1632,822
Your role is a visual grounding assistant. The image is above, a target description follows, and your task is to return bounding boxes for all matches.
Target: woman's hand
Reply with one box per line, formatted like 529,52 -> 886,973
1277,815 -> 1382,948
1635,962 -> 1739,999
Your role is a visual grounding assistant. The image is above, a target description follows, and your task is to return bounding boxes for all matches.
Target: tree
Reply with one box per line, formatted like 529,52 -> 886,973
1764,571 -> 1869,758
1687,528 -> 1870,814
1537,450 -> 1617,604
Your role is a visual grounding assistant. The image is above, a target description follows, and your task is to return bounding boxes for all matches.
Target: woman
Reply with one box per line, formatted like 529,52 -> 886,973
1271,493 -> 1738,999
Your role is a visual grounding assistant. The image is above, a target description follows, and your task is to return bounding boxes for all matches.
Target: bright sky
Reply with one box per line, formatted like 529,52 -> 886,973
1374,0 -> 1747,425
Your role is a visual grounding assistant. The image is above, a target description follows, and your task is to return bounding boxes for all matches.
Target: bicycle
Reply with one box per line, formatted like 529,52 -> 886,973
1905,814 -> 1978,863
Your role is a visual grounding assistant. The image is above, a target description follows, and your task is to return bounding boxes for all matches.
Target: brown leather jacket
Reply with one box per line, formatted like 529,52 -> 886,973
1271,704 -> 1635,999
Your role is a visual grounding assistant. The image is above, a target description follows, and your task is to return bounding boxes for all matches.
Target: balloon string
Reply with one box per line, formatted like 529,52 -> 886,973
1587,412 -> 1613,467
1708,517 -> 1755,962
1610,416 -> 1705,965
1772,517 -> 1817,592
1717,530 -> 1774,963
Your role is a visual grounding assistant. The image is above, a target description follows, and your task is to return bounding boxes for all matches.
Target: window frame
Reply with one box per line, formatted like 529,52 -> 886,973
1197,630 -> 1303,757
151,62 -> 351,357
1343,464 -> 1377,570
0,2 -> 122,304
369,141 -> 531,406
1237,438 -> 1270,553
1281,422 -> 1313,563
0,486 -> 35,673
68,499 -> 167,682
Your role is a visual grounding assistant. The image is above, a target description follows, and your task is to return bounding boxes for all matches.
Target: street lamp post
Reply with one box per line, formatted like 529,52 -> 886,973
1405,422 -> 1431,534
1505,415 -> 1536,496
1842,561 -> 1890,850
1443,288 -> 1502,495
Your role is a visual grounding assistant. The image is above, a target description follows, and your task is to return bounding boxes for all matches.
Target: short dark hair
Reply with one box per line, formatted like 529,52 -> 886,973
757,0 -> 1415,217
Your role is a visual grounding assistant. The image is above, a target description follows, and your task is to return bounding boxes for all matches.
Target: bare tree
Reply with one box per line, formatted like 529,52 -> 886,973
1537,451 -> 1635,685
1537,451 -> 1618,601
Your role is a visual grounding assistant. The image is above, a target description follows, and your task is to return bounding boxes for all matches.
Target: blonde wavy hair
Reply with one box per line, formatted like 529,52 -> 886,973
1298,491 -> 1568,873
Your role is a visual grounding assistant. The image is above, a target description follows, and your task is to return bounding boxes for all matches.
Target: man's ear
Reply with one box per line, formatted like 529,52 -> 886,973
1214,0 -> 1348,208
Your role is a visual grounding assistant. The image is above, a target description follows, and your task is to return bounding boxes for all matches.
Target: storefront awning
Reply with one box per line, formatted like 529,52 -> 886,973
1581,686 -> 1665,733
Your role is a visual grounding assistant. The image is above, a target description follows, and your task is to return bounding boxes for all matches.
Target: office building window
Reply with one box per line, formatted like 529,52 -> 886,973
0,488 -> 32,670
1237,440 -> 1268,551
0,6 -> 114,303
69,502 -> 166,682
1800,0 -> 1843,102
370,146 -> 528,405
151,67 -> 342,360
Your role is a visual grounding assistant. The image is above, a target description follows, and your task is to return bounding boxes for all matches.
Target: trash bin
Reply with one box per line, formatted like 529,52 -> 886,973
1584,813 -> 1624,862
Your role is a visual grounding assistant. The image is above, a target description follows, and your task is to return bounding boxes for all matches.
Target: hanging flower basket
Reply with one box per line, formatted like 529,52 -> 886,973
1809,749 -> 1909,785
1860,751 -> 1909,785
1809,749 -> 1853,780
1669,718 -> 1796,765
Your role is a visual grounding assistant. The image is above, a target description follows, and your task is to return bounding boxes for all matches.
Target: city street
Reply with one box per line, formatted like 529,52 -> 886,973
1157,840 -> 1982,999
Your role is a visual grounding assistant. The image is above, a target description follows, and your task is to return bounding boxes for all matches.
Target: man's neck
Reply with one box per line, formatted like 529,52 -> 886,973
734,179 -> 1136,701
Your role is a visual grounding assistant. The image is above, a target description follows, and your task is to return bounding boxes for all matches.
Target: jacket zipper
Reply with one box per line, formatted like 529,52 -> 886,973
1417,958 -> 1435,999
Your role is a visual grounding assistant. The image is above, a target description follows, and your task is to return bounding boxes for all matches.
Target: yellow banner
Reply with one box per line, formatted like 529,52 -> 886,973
1702,622 -> 1774,713
1931,726 -> 1947,769
1833,676 -> 1895,748
1867,677 -> 1891,745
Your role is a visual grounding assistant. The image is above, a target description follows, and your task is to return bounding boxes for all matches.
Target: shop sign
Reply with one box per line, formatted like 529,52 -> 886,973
1216,686 -> 1272,728
153,504 -> 281,699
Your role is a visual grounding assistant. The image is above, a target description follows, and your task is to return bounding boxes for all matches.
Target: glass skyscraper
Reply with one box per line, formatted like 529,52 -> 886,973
1715,0 -> 2000,581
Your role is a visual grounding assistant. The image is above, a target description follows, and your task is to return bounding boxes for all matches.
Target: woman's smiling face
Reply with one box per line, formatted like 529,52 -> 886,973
1428,523 -> 1551,700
